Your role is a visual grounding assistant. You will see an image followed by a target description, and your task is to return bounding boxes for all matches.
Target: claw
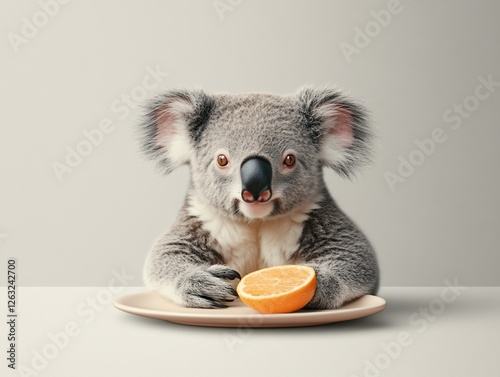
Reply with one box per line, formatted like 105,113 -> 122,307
230,270 -> 242,280
228,287 -> 238,297
199,295 -> 228,309
209,267 -> 241,281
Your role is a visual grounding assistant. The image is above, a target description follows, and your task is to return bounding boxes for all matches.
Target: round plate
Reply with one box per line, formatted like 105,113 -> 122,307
113,291 -> 386,328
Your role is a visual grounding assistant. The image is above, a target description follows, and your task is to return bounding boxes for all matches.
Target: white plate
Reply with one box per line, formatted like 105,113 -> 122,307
113,291 -> 386,328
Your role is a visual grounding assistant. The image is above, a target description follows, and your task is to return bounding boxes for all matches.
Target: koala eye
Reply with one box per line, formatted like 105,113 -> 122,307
283,154 -> 296,167
217,154 -> 229,167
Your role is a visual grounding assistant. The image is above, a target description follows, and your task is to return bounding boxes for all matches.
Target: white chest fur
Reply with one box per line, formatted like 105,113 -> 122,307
188,195 -> 317,276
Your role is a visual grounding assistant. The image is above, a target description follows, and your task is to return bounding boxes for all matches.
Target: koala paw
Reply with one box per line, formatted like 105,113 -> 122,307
176,265 -> 241,309
303,265 -> 343,310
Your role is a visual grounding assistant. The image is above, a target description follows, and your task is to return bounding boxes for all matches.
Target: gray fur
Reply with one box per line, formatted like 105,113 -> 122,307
138,87 -> 379,309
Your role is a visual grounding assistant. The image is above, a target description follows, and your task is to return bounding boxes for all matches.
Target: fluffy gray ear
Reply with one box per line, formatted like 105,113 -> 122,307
297,87 -> 373,177
139,89 -> 214,173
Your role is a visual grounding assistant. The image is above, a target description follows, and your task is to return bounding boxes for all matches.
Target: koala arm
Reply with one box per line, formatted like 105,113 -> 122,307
297,192 -> 380,310
143,207 -> 240,308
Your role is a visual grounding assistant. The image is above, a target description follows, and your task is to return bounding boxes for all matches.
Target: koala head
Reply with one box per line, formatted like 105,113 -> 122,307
139,88 -> 372,220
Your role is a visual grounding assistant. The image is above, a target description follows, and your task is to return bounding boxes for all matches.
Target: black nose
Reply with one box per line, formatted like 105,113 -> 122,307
240,157 -> 273,203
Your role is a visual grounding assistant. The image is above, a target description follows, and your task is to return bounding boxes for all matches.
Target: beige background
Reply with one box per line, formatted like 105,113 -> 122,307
1,0 -> 499,286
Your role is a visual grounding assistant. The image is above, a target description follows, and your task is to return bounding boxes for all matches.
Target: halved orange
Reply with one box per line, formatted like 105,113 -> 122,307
236,265 -> 317,314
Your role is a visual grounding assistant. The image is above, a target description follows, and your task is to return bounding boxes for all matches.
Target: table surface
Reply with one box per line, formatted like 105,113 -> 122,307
2,286 -> 499,377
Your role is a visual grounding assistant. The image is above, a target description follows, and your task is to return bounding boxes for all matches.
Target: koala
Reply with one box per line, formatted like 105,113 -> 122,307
139,87 -> 379,310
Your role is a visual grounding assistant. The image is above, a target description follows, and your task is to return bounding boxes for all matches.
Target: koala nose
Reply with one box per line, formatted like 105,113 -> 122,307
240,157 -> 273,203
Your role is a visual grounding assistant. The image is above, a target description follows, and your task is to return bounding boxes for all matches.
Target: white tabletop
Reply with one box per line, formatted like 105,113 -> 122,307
2,286 -> 499,377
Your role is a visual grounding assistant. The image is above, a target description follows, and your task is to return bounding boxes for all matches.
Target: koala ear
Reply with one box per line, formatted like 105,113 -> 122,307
139,89 -> 214,173
297,87 -> 373,177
